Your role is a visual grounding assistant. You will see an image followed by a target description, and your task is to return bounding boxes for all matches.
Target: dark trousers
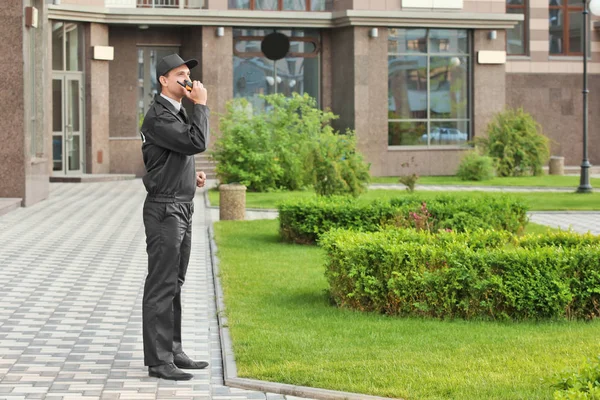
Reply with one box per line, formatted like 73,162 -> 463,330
142,200 -> 194,367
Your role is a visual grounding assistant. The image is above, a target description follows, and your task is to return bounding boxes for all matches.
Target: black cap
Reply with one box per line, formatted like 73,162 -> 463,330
156,53 -> 198,78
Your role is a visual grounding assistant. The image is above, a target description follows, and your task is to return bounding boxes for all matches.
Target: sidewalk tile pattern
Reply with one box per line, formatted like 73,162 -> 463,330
0,180 -> 312,400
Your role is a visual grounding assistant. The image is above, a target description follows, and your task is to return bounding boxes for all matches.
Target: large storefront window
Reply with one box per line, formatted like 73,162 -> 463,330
233,28 -> 320,113
229,0 -> 329,10
388,28 -> 470,147
137,47 -> 180,128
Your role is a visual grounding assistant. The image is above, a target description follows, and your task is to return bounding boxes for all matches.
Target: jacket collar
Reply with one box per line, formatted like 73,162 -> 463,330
154,94 -> 186,123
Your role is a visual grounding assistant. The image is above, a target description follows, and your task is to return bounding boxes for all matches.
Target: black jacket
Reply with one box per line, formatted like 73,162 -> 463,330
140,95 -> 209,202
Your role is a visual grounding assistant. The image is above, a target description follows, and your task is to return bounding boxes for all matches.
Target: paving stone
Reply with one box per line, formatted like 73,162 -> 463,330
0,181 -> 316,400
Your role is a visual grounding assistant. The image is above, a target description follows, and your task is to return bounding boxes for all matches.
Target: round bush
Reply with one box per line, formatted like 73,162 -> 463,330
456,151 -> 495,181
479,108 -> 550,177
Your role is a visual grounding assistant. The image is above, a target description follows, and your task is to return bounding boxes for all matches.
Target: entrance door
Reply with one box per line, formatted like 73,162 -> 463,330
52,73 -> 84,174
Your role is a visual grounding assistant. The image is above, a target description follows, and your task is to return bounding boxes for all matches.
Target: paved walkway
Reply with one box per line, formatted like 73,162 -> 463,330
369,183 -> 594,192
0,180 -> 308,400
1,180 -> 598,400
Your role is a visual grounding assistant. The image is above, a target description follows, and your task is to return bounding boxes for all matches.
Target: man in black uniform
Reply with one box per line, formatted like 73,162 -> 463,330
140,54 -> 210,381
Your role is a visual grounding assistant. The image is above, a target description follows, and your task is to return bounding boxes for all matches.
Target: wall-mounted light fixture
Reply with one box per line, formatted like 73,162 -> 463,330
488,30 -> 497,40
25,7 -> 38,28
369,28 -> 379,38
216,27 -> 225,37
138,24 -> 149,30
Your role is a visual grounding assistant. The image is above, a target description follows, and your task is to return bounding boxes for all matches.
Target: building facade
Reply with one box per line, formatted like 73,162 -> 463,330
2,0 -> 599,206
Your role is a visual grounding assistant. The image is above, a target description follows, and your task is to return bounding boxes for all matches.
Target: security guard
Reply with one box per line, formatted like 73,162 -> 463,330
140,54 -> 210,381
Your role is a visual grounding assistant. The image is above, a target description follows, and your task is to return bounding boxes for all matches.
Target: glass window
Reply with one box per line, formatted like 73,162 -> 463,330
65,23 -> 83,71
53,79 -> 63,132
233,28 -> 320,113
52,22 -> 64,71
507,0 -> 528,55
388,28 -> 470,147
229,0 -> 329,10
53,22 -> 84,71
229,0 -> 250,7
549,0 -> 583,55
137,47 -> 180,129
256,0 -> 278,9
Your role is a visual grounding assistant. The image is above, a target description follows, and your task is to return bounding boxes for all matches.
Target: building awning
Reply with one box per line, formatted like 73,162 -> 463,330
48,5 -> 522,30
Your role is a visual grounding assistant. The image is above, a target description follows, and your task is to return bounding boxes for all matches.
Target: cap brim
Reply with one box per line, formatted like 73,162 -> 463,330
184,59 -> 198,70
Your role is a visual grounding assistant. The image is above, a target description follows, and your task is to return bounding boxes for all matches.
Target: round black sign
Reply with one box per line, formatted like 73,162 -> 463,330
261,32 -> 290,61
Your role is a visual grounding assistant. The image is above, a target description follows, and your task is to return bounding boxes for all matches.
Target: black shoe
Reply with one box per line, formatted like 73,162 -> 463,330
148,363 -> 193,380
173,352 -> 209,370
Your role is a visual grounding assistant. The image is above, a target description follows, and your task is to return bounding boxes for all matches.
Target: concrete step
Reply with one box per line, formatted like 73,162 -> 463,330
195,153 -> 217,179
0,198 -> 22,217
50,174 -> 136,183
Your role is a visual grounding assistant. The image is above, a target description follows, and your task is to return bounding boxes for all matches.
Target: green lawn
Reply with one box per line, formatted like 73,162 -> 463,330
372,175 -> 600,188
214,219 -> 600,400
208,188 -> 600,211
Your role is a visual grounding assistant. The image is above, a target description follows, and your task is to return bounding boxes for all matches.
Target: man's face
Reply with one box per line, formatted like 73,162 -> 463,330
160,64 -> 191,100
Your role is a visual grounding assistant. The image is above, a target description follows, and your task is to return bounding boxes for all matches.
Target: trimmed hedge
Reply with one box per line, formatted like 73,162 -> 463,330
278,194 -> 528,244
321,229 -> 600,321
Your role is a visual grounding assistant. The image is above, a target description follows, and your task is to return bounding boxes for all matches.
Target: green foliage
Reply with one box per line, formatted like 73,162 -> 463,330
553,356 -> 600,399
278,196 -> 398,245
211,100 -> 283,191
311,130 -> 370,197
277,194 -> 528,244
399,174 -> 419,192
321,229 -> 600,320
478,108 -> 550,177
211,93 -> 370,195
456,151 -> 495,181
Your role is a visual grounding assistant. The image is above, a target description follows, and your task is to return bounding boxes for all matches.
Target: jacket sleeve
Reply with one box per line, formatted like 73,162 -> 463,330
147,104 -> 210,155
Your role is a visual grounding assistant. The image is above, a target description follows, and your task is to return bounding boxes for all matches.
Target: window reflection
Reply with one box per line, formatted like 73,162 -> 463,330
388,29 -> 470,147
233,29 -> 320,113
229,0 -> 329,10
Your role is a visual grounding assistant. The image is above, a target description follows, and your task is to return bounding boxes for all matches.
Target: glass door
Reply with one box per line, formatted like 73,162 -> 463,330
52,73 -> 84,174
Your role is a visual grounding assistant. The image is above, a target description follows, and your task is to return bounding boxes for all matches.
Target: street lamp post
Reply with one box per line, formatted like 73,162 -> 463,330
578,0 -> 599,192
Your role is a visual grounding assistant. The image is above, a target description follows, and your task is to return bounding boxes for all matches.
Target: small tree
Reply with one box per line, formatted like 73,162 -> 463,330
477,108 -> 550,177
211,93 -> 370,195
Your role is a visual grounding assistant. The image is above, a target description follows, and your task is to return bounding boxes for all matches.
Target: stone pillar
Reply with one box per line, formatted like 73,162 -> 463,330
473,30 -> 507,139
330,26 -> 387,176
25,0 -> 51,206
549,156 -> 564,175
0,0 -> 49,206
0,0 -> 26,201
200,26 -> 233,148
219,184 -> 246,220
86,23 -> 110,174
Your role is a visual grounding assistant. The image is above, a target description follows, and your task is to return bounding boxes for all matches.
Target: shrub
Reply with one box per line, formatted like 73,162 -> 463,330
456,151 -> 495,181
478,108 -> 550,177
278,197 -> 398,244
321,229 -> 600,320
278,194 -> 528,244
264,94 -> 333,191
211,93 -> 370,195
399,174 -> 419,192
311,129 -> 370,197
211,103 -> 283,192
553,356 -> 600,399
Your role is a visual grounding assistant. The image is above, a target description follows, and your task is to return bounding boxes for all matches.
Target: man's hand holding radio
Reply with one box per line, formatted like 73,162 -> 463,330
186,80 -> 208,106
